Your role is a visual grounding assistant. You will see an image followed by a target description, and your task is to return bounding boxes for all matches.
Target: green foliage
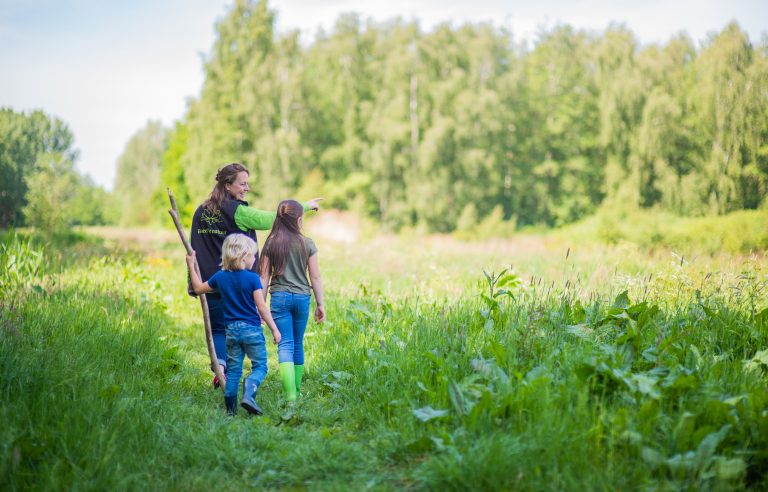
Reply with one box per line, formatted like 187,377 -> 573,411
0,228 -> 44,292
24,158 -> 114,233
114,120 -> 169,226
0,108 -> 76,227
454,204 -> 517,240
0,108 -> 113,231
160,7 -> 766,233
560,207 -> 768,254
182,0 -> 282,204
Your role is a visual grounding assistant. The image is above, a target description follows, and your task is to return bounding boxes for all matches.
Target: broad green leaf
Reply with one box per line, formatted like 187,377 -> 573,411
524,366 -> 552,384
566,324 -> 593,339
715,457 -> 746,480
612,290 -> 631,309
412,405 -> 449,422
488,340 -> 508,366
641,446 -> 664,466
497,272 -> 521,289
723,394 -> 748,406
618,430 -> 643,446
696,425 -> 731,463
611,311 -> 632,321
637,304 -> 659,329
633,373 -> 660,399
672,412 -> 696,450
756,307 -> 768,326
744,349 -> 768,371
627,301 -> 648,317
330,371 -> 352,381
745,349 -> 768,369
665,451 -> 697,472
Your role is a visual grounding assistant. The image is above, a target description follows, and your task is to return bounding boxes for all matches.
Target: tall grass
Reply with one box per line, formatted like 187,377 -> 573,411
1,228 -> 767,490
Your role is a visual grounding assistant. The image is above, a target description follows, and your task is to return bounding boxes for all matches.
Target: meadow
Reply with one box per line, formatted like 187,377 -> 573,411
1,214 -> 767,491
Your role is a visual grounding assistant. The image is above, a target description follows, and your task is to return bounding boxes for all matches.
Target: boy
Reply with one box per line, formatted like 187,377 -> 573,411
187,234 -> 281,415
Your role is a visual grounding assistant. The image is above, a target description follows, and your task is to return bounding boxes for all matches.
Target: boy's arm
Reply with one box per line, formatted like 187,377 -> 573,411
185,252 -> 214,295
253,289 -> 281,344
308,253 -> 325,324
234,198 -> 323,231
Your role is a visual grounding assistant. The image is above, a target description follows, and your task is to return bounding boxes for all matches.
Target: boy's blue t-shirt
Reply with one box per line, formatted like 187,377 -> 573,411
207,269 -> 263,326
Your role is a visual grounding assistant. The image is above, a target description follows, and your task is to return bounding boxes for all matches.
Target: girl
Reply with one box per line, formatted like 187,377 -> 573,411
187,234 -> 281,416
259,200 -> 325,402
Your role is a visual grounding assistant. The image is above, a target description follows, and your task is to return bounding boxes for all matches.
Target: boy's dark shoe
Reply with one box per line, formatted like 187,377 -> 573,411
224,396 -> 238,416
240,380 -> 263,415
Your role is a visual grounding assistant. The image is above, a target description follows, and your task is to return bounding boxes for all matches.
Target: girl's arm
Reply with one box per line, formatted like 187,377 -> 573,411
185,252 -> 214,295
253,289 -> 281,344
259,256 -> 272,304
234,198 -> 323,231
308,253 -> 325,324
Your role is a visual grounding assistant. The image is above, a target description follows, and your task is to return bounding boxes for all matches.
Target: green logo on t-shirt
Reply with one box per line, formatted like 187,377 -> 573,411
201,208 -> 223,227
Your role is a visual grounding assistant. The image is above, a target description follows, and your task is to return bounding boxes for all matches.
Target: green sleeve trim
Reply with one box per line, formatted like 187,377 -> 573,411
234,205 -> 276,231
234,202 -> 313,231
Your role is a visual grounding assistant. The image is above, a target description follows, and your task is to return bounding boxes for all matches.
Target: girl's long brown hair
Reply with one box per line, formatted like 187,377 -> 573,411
259,200 -> 306,276
203,163 -> 249,212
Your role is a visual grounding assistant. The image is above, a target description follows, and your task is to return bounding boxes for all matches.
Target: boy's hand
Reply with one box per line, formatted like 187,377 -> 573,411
185,251 -> 196,268
315,305 -> 325,324
271,328 -> 281,344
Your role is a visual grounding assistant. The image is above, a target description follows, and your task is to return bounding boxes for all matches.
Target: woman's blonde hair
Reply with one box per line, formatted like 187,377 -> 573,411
220,234 -> 257,271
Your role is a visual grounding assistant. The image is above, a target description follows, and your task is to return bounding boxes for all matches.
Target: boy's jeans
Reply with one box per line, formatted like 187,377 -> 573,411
224,321 -> 267,399
270,292 -> 311,364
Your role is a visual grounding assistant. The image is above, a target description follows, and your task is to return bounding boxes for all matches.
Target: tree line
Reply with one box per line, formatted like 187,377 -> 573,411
5,0 -> 767,232
0,108 -> 114,231
130,0 -> 764,231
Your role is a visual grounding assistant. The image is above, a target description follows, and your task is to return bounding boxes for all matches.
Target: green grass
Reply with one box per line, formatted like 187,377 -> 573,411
1,227 -> 767,490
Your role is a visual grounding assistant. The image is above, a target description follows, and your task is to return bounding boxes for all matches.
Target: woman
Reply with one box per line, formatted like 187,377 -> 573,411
189,162 -> 320,388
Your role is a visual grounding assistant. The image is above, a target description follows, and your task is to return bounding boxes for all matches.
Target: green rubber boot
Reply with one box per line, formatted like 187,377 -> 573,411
279,362 -> 298,401
294,365 -> 304,396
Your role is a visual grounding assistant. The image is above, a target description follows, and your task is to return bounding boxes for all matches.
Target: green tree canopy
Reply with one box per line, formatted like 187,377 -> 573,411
152,2 -> 767,232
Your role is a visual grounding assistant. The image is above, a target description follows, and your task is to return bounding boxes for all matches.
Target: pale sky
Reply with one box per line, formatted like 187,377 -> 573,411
1,0 -> 765,190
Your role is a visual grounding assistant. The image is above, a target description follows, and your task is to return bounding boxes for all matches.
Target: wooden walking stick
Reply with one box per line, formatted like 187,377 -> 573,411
167,188 -> 226,395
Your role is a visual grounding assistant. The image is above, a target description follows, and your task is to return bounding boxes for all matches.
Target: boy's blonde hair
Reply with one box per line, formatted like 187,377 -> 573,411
220,234 -> 258,271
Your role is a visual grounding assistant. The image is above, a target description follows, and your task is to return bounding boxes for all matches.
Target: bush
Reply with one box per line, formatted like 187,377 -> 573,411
454,205 -> 517,240
558,208 -> 768,254
0,228 -> 44,292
